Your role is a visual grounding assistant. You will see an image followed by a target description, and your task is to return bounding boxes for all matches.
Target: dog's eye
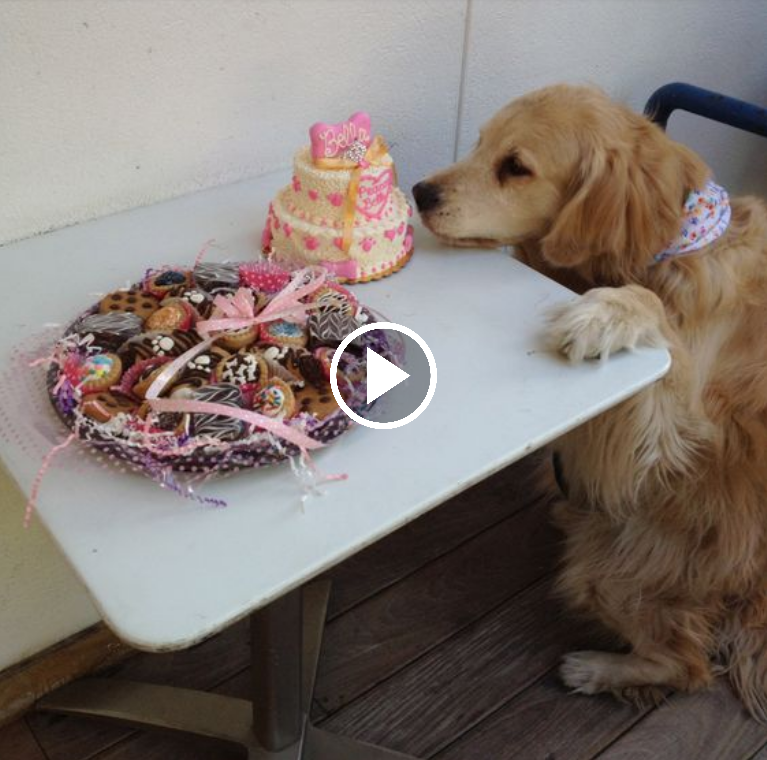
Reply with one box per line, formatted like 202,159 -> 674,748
497,154 -> 532,182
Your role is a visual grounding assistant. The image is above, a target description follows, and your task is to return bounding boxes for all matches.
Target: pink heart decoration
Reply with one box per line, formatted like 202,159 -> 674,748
356,169 -> 393,221
309,112 -> 372,159
361,238 -> 375,252
384,228 -> 397,241
308,189 -> 319,201
305,236 -> 319,251
327,192 -> 344,207
332,237 -> 344,250
292,176 -> 301,193
397,222 -> 405,234
283,223 -> 293,237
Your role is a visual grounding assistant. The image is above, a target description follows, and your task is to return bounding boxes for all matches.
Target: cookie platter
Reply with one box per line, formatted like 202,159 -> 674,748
46,261 -> 386,475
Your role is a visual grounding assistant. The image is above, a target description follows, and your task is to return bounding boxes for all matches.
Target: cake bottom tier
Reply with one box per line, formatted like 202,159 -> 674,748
264,188 -> 414,283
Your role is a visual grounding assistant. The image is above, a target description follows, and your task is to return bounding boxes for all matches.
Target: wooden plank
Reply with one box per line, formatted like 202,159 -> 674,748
315,502 -> 561,715
0,623 -> 131,727
320,578 -> 593,757
595,680 -> 767,760
437,671 -> 653,760
324,457 -> 547,619
73,670 -> 251,760
28,619 -> 249,760
0,719 -> 48,760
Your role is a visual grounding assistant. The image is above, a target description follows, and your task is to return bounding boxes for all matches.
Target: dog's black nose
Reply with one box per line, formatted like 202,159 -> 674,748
412,181 -> 442,213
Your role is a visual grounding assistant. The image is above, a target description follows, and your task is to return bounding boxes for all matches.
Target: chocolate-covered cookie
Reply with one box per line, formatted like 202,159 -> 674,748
81,391 -> 137,422
215,351 -> 267,387
307,310 -> 361,348
193,262 -> 241,295
164,286 -> 214,318
118,330 -> 202,364
74,312 -> 143,351
188,383 -> 246,441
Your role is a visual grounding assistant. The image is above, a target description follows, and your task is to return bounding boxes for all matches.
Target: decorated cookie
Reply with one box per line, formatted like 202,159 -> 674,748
261,346 -> 303,387
115,356 -> 170,399
79,353 -> 122,394
164,286 -> 214,318
252,378 -> 295,419
310,283 -> 358,316
193,262 -> 241,295
144,269 -> 192,299
307,310 -> 360,348
177,345 -> 230,385
259,320 -> 308,349
81,391 -> 137,422
146,299 -> 195,332
188,383 -> 247,441
294,381 -> 339,420
215,351 -> 268,387
118,330 -> 202,364
74,312 -> 144,351
99,290 -> 159,320
217,325 -> 258,351
284,348 -> 326,388
131,363 -> 173,399
239,261 -> 292,294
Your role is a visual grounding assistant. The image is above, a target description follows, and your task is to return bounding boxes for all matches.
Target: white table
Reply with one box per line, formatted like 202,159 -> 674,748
0,171 -> 670,759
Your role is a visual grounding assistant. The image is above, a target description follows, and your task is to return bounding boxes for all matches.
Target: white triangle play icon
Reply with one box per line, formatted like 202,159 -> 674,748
366,347 -> 410,404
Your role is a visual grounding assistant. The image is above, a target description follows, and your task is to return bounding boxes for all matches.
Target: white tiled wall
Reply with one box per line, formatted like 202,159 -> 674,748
456,0 -> 767,196
1,0 -> 766,671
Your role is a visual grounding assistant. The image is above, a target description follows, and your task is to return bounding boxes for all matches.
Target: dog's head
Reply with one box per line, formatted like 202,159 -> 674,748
414,85 -> 708,282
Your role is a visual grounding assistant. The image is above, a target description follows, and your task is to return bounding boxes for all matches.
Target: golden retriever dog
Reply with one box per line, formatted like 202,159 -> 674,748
413,84 -> 767,718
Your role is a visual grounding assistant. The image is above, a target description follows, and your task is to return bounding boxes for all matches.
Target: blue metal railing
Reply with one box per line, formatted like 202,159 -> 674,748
644,82 -> 767,137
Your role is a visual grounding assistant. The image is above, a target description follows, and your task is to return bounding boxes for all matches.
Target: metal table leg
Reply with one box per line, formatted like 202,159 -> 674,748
37,581 -> 418,759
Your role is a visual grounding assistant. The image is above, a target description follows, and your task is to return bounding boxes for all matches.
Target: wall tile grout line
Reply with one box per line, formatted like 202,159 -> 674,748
452,0 -> 474,162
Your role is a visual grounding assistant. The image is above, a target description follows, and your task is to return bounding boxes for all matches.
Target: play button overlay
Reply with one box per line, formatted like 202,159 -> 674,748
365,348 -> 410,404
330,321 -> 437,430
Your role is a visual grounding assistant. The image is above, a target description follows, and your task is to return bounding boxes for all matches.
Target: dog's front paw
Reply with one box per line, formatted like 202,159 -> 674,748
560,651 -> 614,694
546,285 -> 668,362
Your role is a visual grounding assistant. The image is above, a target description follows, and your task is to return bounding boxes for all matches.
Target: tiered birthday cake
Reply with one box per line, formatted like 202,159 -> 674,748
262,112 -> 414,283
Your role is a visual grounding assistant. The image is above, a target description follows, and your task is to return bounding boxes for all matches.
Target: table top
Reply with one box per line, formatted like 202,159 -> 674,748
0,171 -> 670,652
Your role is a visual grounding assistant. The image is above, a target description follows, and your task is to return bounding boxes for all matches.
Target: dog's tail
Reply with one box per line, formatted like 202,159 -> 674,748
720,594 -> 767,723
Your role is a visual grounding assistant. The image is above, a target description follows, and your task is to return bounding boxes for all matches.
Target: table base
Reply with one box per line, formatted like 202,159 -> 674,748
37,582 -> 416,759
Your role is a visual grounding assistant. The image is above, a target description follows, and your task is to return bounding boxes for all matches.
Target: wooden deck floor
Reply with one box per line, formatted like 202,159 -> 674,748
3,455 -> 767,759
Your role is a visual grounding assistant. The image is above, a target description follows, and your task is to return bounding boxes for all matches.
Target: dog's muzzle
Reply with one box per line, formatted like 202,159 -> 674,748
412,181 -> 442,213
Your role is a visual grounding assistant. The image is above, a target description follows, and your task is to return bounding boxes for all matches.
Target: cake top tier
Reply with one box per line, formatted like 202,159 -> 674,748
309,111 -> 373,161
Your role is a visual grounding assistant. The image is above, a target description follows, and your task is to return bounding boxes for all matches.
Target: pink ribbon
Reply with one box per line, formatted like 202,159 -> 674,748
196,266 -> 327,336
321,260 -> 360,281
148,399 -> 323,451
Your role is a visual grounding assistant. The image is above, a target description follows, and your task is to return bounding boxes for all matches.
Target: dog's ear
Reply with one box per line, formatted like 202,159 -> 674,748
541,117 -> 709,271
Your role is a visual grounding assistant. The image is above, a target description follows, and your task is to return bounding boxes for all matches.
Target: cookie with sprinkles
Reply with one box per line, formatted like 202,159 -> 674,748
252,378 -> 296,419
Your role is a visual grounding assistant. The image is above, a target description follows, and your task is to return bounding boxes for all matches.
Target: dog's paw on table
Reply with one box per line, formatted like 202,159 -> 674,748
546,285 -> 669,362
